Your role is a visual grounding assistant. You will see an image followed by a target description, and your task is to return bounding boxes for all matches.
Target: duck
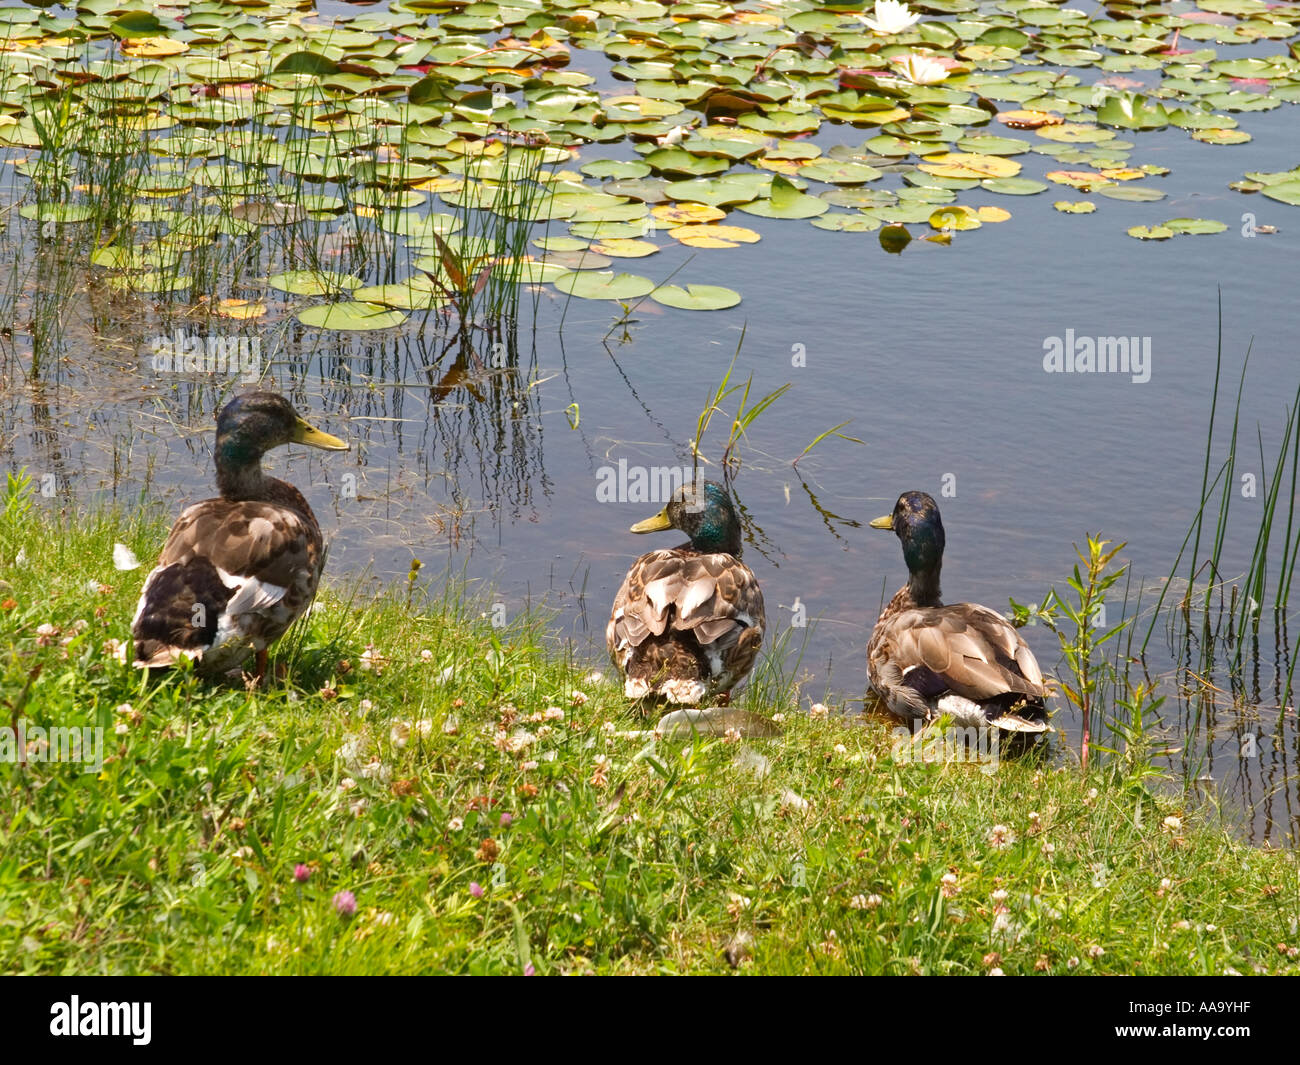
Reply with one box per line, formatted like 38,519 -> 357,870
132,392 -> 349,681
867,491 -> 1049,734
607,479 -> 765,705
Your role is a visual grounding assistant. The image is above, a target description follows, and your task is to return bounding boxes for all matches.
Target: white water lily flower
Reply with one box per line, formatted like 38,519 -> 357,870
893,53 -> 949,85
861,0 -> 921,34
112,543 -> 140,571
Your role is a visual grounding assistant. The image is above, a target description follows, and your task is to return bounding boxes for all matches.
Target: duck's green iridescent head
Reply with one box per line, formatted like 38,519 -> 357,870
870,490 -> 946,576
215,392 -> 349,472
629,479 -> 743,556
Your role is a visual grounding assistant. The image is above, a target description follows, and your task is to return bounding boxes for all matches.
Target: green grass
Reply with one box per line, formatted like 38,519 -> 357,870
1,498 -> 1298,975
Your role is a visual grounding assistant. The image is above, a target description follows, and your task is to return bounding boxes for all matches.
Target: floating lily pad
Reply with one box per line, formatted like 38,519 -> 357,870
1097,185 -> 1166,202
1126,225 -> 1174,240
811,214 -> 883,232
665,174 -> 773,207
1260,181 -> 1300,207
590,239 -> 660,258
980,177 -> 1049,195
20,203 -> 94,224
352,279 -> 446,309
267,270 -> 364,296
494,258 -> 572,283
649,284 -> 741,311
297,302 -> 407,330
670,223 -> 762,248
1054,200 -> 1097,213
1096,94 -> 1169,131
797,160 -> 883,185
1162,217 -> 1229,235
581,159 -> 652,180
929,206 -> 982,231
552,270 -> 655,300
736,176 -> 828,219
918,153 -> 1022,180
1191,128 -> 1252,145
538,250 -> 614,270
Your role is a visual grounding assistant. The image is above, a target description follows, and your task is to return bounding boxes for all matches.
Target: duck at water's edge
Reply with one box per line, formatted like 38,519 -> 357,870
867,490 -> 1050,734
607,480 -> 765,707
132,392 -> 349,683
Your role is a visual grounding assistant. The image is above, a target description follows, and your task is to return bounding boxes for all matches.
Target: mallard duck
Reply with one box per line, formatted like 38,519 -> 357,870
607,480 -> 765,705
132,392 -> 349,681
867,491 -> 1049,734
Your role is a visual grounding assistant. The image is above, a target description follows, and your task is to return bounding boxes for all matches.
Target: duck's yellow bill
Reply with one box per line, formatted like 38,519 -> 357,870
292,418 -> 349,451
868,514 -> 894,530
630,507 -> 672,534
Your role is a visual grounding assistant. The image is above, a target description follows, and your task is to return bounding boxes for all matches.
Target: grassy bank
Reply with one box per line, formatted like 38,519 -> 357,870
1,490 -> 1297,975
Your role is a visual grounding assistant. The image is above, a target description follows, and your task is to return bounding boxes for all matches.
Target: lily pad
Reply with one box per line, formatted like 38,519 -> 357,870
664,174 -> 772,207
736,176 -> 828,219
918,153 -> 1022,180
552,270 -> 655,300
1260,181 -> 1300,207
1097,185 -> 1166,202
980,177 -> 1049,195
1126,225 -> 1174,240
1162,217 -> 1229,235
670,223 -> 762,248
267,270 -> 363,296
297,302 -> 407,330
590,239 -> 661,258
649,284 -> 742,311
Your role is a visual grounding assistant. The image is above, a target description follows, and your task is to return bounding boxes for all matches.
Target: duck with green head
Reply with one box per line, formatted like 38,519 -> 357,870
132,392 -> 349,682
607,479 -> 765,705
866,491 -> 1049,734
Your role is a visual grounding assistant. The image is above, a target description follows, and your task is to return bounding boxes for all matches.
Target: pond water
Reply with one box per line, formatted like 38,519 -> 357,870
2,0 -> 1299,841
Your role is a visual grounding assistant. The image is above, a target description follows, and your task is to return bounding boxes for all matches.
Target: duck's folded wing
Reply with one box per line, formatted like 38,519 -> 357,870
887,603 -> 1043,701
133,501 -> 321,665
608,549 -> 765,652
157,501 -> 319,585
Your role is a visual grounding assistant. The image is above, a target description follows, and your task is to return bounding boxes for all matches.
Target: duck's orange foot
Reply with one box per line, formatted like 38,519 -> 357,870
243,649 -> 270,690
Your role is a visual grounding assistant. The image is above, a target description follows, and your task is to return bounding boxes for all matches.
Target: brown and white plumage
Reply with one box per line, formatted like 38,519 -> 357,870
867,491 -> 1049,734
132,392 -> 348,680
607,480 -> 765,705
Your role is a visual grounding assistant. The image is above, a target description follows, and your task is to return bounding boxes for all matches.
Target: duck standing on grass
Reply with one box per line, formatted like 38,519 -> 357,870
132,392 -> 349,683
608,479 -> 765,706
867,491 -> 1049,734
